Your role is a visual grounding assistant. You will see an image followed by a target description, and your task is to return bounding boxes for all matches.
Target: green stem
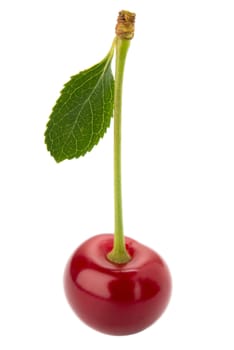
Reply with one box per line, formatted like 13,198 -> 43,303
107,37 -> 132,264
107,10 -> 135,264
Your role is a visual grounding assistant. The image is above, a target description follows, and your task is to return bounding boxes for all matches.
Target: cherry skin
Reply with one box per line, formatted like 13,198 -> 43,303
64,234 -> 172,335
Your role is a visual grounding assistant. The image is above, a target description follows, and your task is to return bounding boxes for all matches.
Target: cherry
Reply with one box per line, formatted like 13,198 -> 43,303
45,11 -> 173,335
64,234 -> 172,335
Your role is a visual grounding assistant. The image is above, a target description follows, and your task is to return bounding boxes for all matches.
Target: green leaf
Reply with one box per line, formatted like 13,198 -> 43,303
45,47 -> 114,162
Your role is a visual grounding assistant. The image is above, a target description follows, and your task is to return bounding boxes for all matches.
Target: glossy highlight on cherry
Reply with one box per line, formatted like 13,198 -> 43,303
64,234 -> 172,335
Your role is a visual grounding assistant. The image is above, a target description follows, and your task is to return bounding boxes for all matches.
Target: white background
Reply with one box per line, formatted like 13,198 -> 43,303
1,0 -> 234,349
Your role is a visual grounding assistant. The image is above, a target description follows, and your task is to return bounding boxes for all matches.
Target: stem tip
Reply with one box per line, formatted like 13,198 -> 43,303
116,10 -> 136,40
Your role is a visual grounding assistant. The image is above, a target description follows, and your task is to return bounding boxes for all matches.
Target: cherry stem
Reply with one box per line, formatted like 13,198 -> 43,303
107,11 -> 135,264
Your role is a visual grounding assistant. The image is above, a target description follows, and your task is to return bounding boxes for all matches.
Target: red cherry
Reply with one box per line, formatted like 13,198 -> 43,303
64,234 -> 172,335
